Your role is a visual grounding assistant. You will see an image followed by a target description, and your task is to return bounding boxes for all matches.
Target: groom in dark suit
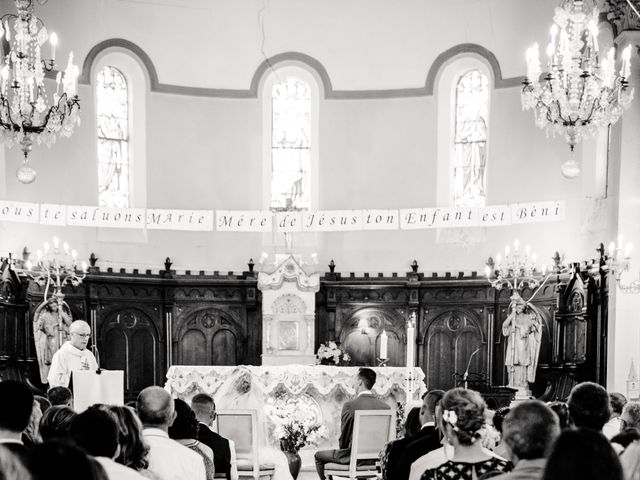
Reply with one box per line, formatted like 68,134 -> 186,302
314,367 -> 390,480
191,393 -> 234,480
390,389 -> 444,480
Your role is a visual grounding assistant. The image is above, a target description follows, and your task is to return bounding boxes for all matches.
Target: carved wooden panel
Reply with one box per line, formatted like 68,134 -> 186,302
174,308 -> 244,366
338,307 -> 406,367
421,309 -> 485,391
99,309 -> 161,394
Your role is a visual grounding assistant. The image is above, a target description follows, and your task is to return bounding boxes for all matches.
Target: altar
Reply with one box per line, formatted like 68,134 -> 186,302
165,364 -> 426,456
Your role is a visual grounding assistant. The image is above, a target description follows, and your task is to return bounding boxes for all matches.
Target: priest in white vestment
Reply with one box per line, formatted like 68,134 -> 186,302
47,320 -> 98,387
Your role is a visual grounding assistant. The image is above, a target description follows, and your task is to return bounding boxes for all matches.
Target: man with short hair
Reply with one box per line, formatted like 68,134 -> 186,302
391,390 -> 445,480
47,320 -> 98,387
47,386 -> 73,407
137,386 -> 206,480
191,393 -> 237,480
314,367 -> 390,480
0,380 -> 34,459
492,400 -> 560,480
603,392 -> 628,439
70,407 -> 146,480
567,381 -> 611,431
621,401 -> 640,430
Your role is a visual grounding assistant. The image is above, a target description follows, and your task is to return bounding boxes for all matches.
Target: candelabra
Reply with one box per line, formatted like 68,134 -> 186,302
25,236 -> 87,302
606,237 -> 639,294
485,240 -> 548,291
521,0 -> 634,179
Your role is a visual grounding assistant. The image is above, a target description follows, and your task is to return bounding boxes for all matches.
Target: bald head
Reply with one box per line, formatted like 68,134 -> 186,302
69,320 -> 91,350
137,386 -> 175,429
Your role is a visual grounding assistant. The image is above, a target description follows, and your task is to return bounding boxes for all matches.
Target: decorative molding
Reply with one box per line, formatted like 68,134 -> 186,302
79,40 -> 522,100
604,1 -> 640,37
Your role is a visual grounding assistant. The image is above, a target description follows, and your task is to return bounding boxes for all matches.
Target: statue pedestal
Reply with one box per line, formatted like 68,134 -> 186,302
258,255 -> 320,366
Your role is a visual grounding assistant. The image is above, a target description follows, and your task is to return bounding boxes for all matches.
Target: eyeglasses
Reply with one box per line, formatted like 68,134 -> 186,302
72,333 -> 91,338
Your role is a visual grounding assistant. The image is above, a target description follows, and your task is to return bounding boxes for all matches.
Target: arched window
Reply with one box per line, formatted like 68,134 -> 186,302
270,77 -> 312,211
453,70 -> 489,207
97,66 -> 129,208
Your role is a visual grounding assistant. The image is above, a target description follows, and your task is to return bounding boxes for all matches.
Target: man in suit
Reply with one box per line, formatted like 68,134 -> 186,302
314,367 -> 390,480
0,380 -> 35,460
191,393 -> 236,480
388,389 -> 444,480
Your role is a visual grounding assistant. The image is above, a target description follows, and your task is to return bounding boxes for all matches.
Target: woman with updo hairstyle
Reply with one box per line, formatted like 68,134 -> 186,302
168,398 -> 215,480
421,388 -> 511,480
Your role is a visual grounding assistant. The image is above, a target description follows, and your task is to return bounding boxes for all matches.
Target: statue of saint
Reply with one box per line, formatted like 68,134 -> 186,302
33,298 -> 73,384
502,293 -> 542,395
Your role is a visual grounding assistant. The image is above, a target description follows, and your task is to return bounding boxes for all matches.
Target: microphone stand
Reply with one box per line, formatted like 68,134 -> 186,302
463,348 -> 480,389
91,344 -> 102,374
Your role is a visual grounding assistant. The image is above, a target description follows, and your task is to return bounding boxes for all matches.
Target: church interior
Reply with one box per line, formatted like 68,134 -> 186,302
1,0 -> 640,478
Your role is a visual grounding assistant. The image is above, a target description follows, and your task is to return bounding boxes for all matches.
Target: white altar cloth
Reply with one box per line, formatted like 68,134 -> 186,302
165,365 -> 426,478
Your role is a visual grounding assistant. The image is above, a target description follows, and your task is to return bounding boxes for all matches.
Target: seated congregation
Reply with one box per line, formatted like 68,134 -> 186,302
2,368 -> 640,480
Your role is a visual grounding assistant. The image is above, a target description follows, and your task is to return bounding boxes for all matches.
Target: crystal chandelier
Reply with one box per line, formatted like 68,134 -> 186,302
521,0 -> 634,179
0,0 -> 80,184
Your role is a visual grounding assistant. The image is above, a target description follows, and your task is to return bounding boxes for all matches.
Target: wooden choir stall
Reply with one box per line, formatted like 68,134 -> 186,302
0,251 -> 609,407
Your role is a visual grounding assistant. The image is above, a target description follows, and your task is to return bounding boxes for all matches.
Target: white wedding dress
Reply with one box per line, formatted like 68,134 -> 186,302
215,371 -> 294,480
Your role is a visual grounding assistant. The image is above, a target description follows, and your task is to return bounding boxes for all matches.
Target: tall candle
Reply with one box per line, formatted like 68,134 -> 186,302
380,330 -> 388,360
406,323 -> 415,367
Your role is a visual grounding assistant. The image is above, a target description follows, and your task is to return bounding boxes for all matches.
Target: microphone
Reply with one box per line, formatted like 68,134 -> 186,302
91,344 -> 102,375
463,348 -> 480,389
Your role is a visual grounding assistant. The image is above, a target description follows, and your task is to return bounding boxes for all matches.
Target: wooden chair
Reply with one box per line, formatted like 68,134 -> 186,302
324,409 -> 395,480
216,409 -> 275,480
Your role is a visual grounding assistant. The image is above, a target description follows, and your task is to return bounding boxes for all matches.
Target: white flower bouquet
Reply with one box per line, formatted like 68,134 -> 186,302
315,341 -> 351,366
267,402 -> 327,453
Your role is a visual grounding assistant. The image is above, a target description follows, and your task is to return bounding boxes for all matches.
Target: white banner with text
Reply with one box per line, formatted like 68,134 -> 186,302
0,200 -> 566,232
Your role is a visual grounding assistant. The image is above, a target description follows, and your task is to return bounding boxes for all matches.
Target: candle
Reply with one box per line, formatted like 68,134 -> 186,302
608,241 -> 616,257
53,236 -> 59,249
484,265 -> 492,278
380,330 -> 388,360
406,323 -> 415,367
49,32 -> 58,62
625,243 -> 633,258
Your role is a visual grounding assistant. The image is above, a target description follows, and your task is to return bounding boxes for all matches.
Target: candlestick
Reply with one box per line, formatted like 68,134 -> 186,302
380,330 -> 388,360
406,316 -> 415,368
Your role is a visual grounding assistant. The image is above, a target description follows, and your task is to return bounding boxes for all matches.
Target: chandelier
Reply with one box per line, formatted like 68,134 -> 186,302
0,0 -> 80,184
521,0 -> 634,179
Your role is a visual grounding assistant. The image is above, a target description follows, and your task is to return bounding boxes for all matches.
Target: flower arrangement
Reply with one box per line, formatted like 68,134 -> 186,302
315,341 -> 350,366
267,402 -> 327,453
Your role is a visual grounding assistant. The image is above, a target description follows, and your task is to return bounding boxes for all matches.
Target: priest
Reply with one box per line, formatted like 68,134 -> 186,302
47,320 -> 98,388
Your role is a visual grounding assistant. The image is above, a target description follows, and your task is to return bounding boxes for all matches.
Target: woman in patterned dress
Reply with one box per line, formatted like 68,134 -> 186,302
421,389 -> 511,480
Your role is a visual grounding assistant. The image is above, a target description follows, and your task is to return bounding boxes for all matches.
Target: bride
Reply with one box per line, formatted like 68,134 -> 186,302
214,369 -> 294,480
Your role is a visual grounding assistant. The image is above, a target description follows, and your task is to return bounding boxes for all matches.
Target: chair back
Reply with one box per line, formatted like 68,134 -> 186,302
216,409 -> 259,474
349,409 -> 395,477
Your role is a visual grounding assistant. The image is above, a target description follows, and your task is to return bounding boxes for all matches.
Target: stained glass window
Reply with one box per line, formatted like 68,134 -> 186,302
271,77 -> 311,210
97,66 -> 129,208
453,70 -> 489,207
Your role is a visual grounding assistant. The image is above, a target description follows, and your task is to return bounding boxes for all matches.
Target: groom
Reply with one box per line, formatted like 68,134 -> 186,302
314,367 -> 390,479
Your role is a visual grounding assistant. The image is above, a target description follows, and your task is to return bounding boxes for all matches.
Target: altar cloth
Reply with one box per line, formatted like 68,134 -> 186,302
165,365 -> 425,480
